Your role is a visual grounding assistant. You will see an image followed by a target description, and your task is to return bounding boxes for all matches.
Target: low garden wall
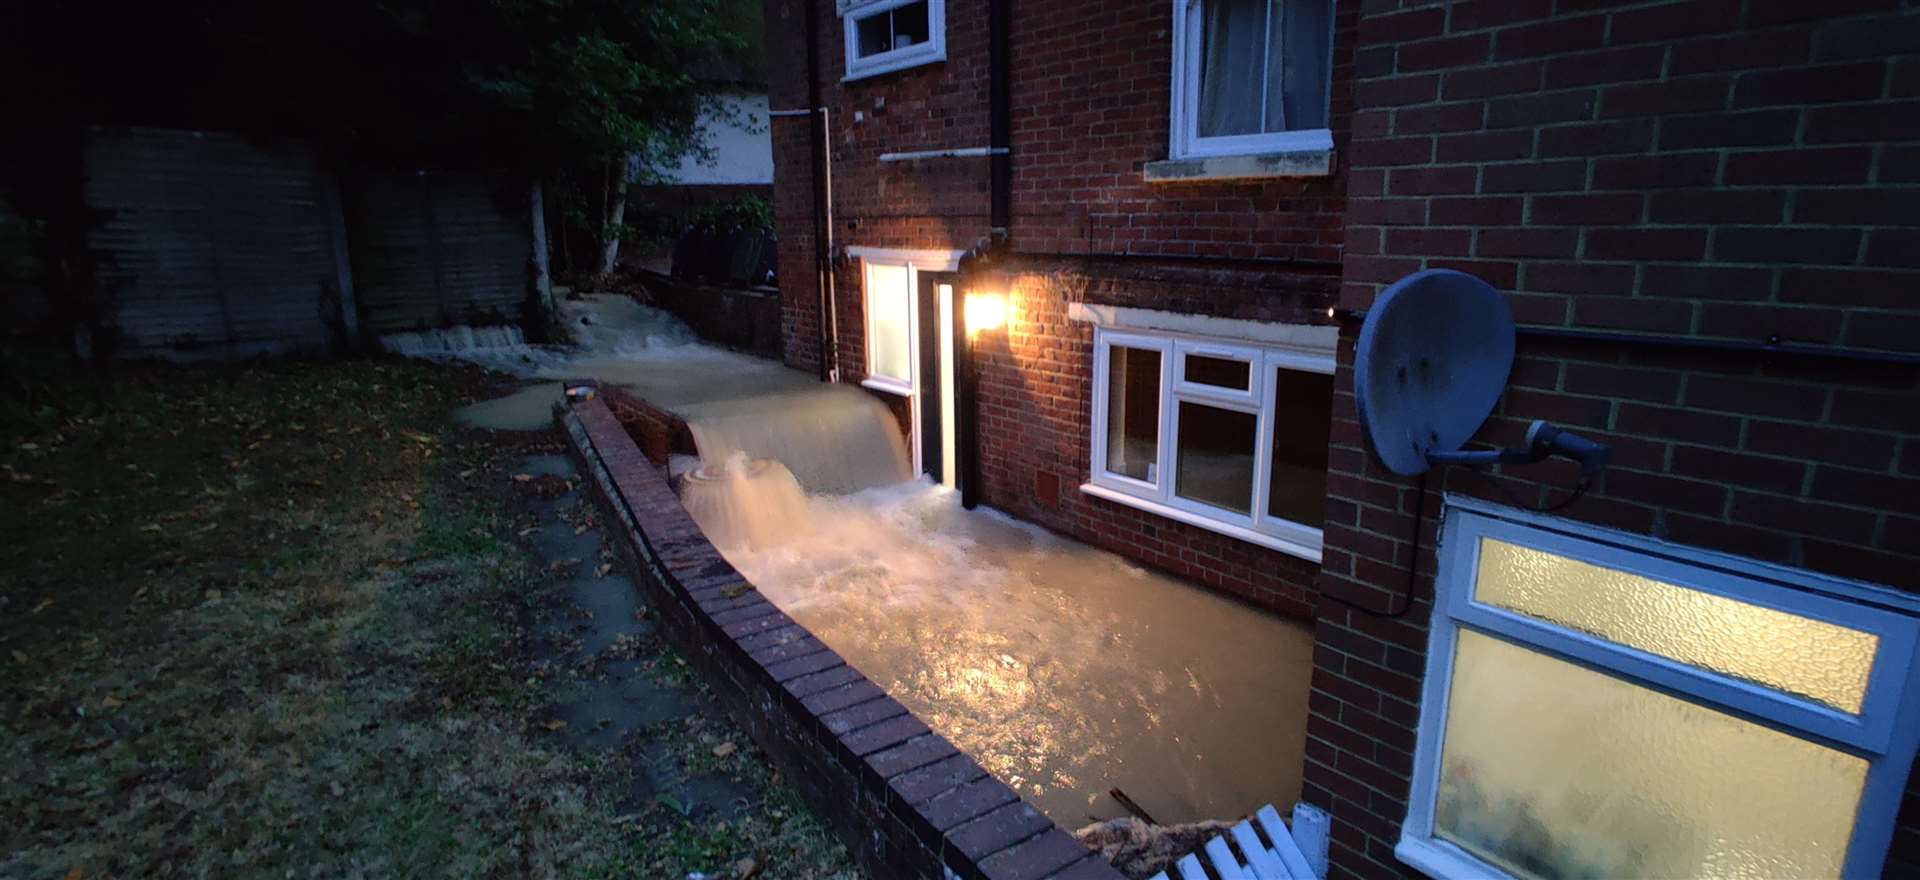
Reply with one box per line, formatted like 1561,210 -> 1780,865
643,271 -> 783,359
561,396 -> 1121,880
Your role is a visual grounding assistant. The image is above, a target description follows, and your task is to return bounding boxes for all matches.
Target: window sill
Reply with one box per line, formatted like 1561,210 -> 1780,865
860,376 -> 913,397
1396,832 -> 1508,879
842,51 -> 945,83
1080,481 -> 1323,564
1143,149 -> 1334,183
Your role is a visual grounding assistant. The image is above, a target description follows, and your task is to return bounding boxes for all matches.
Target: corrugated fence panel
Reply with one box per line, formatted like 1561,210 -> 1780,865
85,127 -> 340,359
348,172 -> 529,334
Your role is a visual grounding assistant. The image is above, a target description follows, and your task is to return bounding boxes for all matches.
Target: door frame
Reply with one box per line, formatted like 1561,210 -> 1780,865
846,247 -> 965,486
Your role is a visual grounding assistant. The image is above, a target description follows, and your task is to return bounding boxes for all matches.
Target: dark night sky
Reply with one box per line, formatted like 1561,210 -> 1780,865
4,1 -> 532,167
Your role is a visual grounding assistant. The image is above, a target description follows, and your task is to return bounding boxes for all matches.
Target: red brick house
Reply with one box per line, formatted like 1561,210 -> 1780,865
765,0 -> 1920,878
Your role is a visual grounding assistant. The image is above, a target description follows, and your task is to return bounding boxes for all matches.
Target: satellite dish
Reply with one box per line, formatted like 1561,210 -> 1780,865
1355,269 -> 1515,476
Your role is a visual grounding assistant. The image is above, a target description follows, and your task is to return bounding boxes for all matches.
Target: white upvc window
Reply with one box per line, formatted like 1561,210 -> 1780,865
842,0 -> 945,82
1400,500 -> 1920,880
860,257 -> 917,396
1085,325 -> 1334,562
1170,0 -> 1335,159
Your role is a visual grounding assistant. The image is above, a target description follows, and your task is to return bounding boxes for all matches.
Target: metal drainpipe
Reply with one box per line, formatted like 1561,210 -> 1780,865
802,0 -> 834,381
820,107 -> 839,383
957,0 -> 1012,510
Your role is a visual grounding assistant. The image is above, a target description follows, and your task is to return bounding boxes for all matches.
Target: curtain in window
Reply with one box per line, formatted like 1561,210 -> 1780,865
1198,0 -> 1268,137
1278,0 -> 1330,133
1198,0 -> 1331,138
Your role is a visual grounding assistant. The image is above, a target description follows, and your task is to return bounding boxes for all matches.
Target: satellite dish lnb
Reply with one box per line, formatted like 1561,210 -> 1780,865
1355,269 -> 1611,482
1355,270 -> 1516,476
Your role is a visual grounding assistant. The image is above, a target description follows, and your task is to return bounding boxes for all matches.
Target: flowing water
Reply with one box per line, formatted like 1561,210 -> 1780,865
677,402 -> 1314,827
697,477 -> 1315,826
391,295 -> 818,431
400,294 -> 1314,827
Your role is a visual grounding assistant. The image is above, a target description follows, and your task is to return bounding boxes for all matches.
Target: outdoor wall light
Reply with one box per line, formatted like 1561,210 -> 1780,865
964,292 -> 1007,334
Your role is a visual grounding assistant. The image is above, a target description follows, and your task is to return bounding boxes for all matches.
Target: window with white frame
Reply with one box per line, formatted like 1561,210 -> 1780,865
842,0 -> 945,81
862,259 -> 915,394
1170,0 -> 1335,159
1086,326 -> 1334,561
1400,503 -> 1920,880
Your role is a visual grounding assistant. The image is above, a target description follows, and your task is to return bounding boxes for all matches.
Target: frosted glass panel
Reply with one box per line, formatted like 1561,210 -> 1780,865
1475,539 -> 1877,713
1437,630 -> 1867,880
867,264 -> 912,383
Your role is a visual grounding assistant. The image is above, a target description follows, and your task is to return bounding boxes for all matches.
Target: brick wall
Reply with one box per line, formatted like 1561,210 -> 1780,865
564,397 -> 1121,880
1008,0 -> 1355,261
973,257 -> 1340,617
765,0 -> 1364,614
1313,2 -> 1920,877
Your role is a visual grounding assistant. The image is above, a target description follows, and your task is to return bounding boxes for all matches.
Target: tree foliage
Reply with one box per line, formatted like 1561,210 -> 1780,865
473,0 -> 748,178
5,0 -> 761,275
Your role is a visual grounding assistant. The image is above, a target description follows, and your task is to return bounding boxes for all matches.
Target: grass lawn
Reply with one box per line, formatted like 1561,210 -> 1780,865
0,355 -> 859,879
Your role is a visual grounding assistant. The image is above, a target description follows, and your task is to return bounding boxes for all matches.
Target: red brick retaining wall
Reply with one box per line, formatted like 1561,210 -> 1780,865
561,396 -> 1121,880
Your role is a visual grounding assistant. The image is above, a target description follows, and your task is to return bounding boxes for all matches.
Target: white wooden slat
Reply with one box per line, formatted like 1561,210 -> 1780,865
1147,873 -> 1171,880
1204,836 -> 1251,880
1230,820 -> 1293,880
1175,853 -> 1211,880
1257,805 -> 1317,880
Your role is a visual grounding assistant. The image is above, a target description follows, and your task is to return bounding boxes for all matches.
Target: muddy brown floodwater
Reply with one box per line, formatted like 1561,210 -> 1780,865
412,295 -> 1316,829
706,478 -> 1315,828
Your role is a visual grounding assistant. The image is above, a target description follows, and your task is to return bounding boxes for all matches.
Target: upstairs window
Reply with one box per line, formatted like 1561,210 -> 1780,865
843,0 -> 945,81
1171,0 -> 1335,159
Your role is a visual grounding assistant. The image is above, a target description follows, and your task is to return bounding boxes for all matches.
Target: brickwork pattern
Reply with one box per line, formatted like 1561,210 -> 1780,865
1313,2 -> 1920,877
764,0 -> 1366,610
968,257 -> 1341,617
563,397 -> 1121,880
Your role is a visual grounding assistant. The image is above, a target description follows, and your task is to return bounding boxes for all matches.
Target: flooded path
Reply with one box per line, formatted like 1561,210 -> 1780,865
700,476 -> 1315,827
403,297 -> 1315,828
393,294 -> 818,431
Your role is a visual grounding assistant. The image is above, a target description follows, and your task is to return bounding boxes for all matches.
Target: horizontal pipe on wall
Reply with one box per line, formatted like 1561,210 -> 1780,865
1330,308 -> 1919,368
877,146 -> 1010,162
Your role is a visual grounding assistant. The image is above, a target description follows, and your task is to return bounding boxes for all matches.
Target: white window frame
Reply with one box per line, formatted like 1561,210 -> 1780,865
1085,324 -> 1334,562
857,254 -> 920,398
1399,498 -> 1920,880
1169,0 -> 1336,160
842,0 -> 946,82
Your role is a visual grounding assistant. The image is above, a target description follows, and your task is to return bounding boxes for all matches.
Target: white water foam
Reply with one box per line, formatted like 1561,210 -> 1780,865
382,294 -> 818,431
700,477 -> 1316,827
379,296 -> 700,381
685,386 -> 912,494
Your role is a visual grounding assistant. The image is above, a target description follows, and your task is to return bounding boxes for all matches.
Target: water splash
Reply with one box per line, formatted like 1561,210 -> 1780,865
698,479 -> 1316,826
678,453 -> 813,553
392,294 -> 819,431
379,295 -> 699,380
685,385 -> 911,494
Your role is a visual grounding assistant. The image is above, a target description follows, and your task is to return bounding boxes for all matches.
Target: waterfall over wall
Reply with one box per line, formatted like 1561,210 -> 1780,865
380,324 -> 530,358
684,385 -> 911,494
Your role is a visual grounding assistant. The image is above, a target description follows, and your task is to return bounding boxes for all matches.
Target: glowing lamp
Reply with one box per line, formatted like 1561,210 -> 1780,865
964,292 -> 1007,333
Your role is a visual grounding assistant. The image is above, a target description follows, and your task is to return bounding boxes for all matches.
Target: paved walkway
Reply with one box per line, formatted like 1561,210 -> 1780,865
512,451 -> 754,821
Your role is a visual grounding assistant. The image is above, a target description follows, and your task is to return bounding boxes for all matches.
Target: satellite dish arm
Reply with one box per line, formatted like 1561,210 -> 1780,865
1425,420 -> 1611,479
1426,447 -> 1543,468
1526,420 -> 1611,478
